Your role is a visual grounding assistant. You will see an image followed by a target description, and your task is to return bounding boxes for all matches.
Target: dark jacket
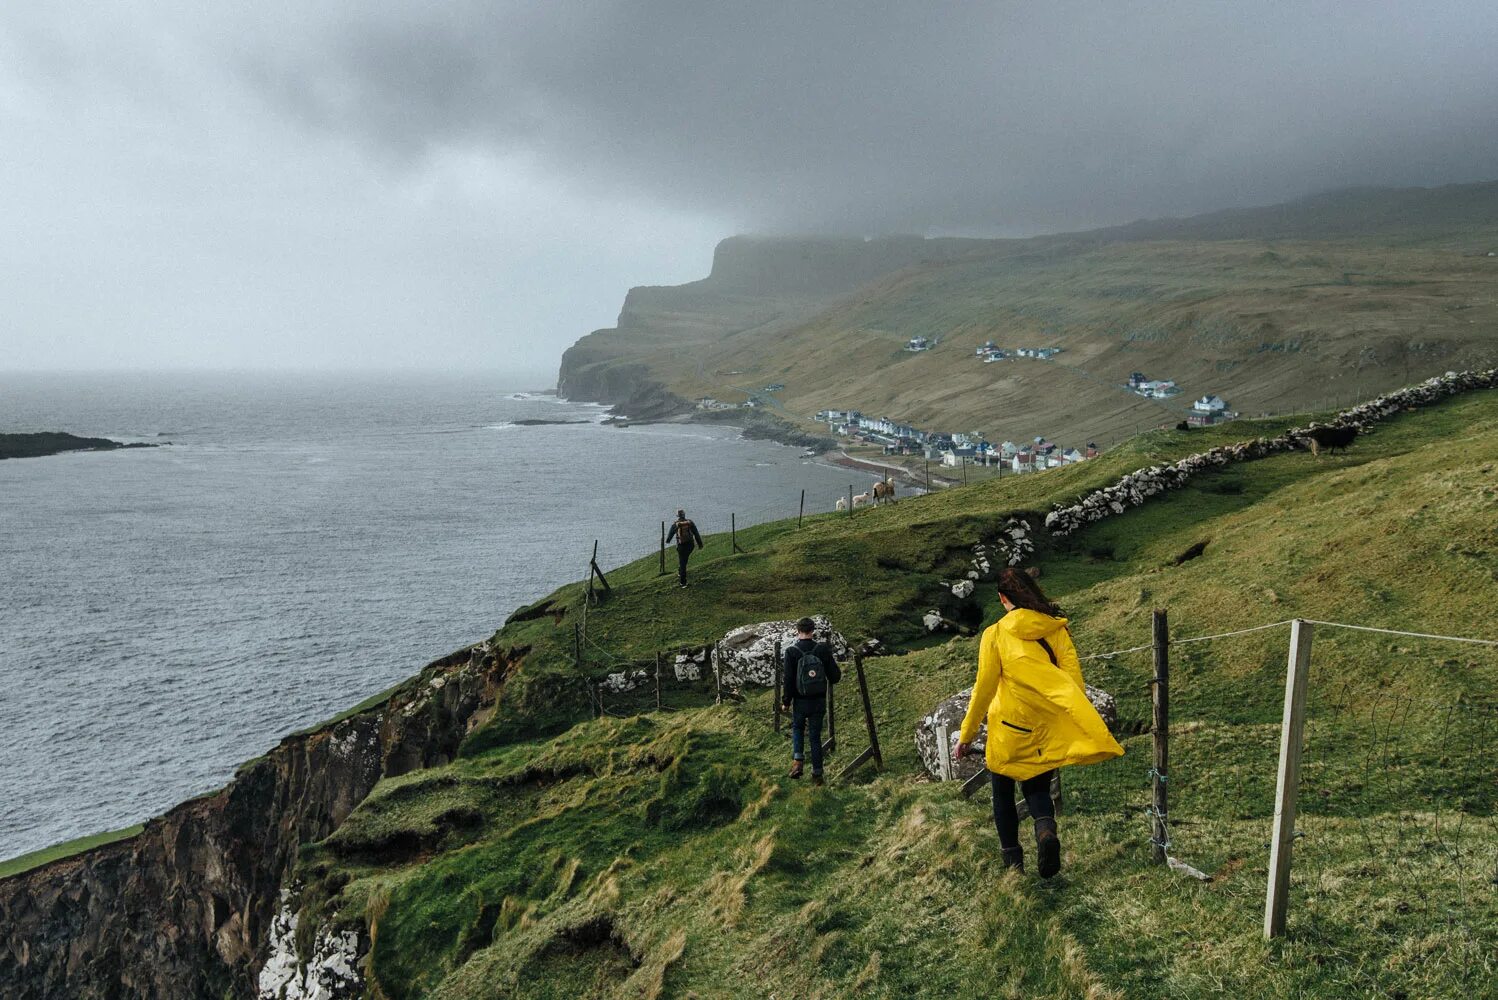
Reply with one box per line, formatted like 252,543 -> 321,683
666,518 -> 704,549
782,637 -> 841,705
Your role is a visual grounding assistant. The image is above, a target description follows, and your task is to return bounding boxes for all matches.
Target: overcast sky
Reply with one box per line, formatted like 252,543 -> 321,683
4,3 -> 1496,373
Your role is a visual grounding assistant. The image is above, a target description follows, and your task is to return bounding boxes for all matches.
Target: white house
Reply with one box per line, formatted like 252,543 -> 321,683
1011,450 -> 1036,473
1061,447 -> 1086,464
1192,394 -> 1228,413
1137,379 -> 1179,398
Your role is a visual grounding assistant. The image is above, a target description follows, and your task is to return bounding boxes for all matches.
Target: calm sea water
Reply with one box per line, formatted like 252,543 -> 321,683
0,371 -> 862,860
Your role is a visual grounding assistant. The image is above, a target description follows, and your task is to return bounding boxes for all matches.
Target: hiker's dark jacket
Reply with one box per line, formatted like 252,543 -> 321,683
666,519 -> 704,549
782,638 -> 841,705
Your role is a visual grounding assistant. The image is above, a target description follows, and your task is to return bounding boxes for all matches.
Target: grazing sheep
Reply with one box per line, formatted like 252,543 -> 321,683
1303,424 -> 1358,457
872,479 -> 897,505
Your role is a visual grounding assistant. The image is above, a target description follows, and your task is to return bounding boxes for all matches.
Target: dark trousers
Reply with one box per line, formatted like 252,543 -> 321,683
676,543 -> 693,584
991,769 -> 1057,851
791,698 -> 826,775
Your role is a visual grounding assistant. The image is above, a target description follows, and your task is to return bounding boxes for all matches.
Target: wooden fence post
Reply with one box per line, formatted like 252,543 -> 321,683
1151,609 -> 1170,865
773,640 -> 783,732
847,484 -> 853,517
659,521 -> 666,575
798,489 -> 805,528
853,652 -> 882,771
924,460 -> 930,493
713,642 -> 723,705
732,513 -> 745,554
1265,619 -> 1314,939
655,651 -> 663,711
962,455 -> 968,485
823,673 -> 836,755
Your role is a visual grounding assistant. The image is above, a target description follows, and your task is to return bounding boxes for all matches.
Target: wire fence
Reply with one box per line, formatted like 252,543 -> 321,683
1067,614 -> 1497,968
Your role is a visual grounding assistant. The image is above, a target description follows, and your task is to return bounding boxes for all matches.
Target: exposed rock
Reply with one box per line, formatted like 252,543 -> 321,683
600,669 -> 651,693
256,892 -> 365,1000
715,616 -> 849,687
915,684 -> 1120,782
950,579 -> 975,599
0,643 -> 520,1000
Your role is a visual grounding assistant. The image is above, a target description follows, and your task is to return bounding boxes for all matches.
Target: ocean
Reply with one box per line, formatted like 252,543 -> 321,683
0,371 -> 865,861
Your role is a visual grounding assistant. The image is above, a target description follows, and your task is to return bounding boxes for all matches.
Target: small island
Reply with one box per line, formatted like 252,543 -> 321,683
0,432 -> 159,461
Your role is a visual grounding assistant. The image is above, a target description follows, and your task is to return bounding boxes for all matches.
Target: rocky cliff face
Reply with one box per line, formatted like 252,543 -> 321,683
0,642 -> 523,1000
556,235 -> 985,408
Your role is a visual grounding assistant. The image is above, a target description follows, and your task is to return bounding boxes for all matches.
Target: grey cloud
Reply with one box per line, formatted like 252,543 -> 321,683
241,1 -> 1498,234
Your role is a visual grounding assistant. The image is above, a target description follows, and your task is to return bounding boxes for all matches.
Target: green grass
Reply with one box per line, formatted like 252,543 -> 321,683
282,390 -> 1498,998
0,824 -> 144,879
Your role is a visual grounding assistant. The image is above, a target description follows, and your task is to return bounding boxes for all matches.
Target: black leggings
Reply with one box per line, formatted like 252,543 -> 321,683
990,769 -> 1057,851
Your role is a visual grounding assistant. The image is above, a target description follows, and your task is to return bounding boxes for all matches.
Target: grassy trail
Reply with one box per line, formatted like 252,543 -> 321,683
298,391 -> 1498,998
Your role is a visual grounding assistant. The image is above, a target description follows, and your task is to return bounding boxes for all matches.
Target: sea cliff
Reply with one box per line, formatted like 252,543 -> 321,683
0,642 -> 521,999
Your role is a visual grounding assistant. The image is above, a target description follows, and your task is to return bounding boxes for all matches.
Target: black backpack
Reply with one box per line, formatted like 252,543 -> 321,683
796,643 -> 828,697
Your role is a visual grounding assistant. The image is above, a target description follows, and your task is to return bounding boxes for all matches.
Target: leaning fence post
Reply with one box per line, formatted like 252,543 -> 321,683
798,489 -> 805,528
853,652 -> 882,771
1151,609 -> 1170,865
1265,619 -> 1314,939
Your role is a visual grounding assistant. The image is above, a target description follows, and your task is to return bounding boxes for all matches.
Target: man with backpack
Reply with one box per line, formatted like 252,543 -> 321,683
664,509 -> 705,587
781,617 -> 842,784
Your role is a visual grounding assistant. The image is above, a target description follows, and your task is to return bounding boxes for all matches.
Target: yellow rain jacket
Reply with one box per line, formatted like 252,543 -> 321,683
958,609 -> 1124,780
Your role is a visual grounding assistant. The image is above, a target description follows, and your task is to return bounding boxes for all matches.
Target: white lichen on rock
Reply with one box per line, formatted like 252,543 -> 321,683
258,895 -> 364,1000
715,616 -> 849,686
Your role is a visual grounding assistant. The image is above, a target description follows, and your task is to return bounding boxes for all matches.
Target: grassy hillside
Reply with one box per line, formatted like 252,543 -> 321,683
291,388 -> 1498,999
565,182 -> 1498,448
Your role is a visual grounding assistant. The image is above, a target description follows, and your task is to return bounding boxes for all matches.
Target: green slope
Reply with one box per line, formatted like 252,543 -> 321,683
291,388 -> 1497,999
563,182 -> 1498,449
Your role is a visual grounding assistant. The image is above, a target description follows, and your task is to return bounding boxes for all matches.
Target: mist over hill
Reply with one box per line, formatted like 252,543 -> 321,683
559,181 -> 1498,445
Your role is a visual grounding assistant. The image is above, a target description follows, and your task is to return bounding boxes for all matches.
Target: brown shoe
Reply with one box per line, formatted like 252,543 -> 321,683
1035,818 -> 1061,879
789,760 -> 803,779
811,773 -> 825,786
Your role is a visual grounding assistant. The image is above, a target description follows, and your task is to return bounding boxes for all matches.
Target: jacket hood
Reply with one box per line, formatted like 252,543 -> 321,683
1001,608 -> 1069,640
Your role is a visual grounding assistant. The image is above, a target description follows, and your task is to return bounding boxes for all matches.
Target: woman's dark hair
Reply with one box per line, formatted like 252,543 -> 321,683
996,567 -> 1063,617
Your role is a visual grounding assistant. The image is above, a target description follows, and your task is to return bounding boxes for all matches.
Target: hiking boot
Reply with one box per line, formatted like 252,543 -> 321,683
1034,818 -> 1061,879
1001,846 -> 1024,872
811,773 -> 825,786
789,760 -> 803,779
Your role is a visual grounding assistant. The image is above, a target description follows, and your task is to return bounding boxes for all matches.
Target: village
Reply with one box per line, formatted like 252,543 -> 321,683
813,407 -> 1097,478
694,361 -> 1239,486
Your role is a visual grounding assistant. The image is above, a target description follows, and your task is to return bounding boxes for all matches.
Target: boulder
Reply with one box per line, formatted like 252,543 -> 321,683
915,684 -> 1120,781
714,615 -> 849,687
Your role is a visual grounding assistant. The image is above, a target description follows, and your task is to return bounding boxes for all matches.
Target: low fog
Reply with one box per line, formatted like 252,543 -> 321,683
4,2 -> 1496,370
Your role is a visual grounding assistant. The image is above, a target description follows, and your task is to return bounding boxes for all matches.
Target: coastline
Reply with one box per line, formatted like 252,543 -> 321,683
0,431 -> 161,461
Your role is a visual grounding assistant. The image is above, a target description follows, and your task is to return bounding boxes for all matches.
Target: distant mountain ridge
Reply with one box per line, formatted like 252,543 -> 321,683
558,181 -> 1498,444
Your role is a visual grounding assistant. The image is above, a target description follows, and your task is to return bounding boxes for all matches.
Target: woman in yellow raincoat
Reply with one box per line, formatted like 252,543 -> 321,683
954,568 -> 1123,877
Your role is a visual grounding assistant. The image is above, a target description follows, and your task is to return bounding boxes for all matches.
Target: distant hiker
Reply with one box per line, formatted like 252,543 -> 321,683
782,617 -> 842,785
665,509 -> 705,587
954,568 -> 1123,877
